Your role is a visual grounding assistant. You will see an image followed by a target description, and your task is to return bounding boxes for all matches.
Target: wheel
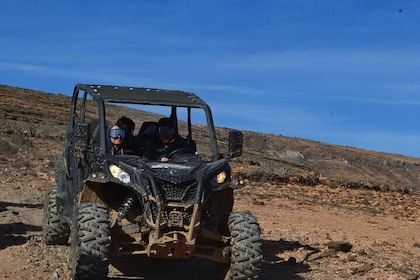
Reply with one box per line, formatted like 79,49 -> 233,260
42,186 -> 70,245
219,211 -> 263,280
166,147 -> 195,158
71,202 -> 110,280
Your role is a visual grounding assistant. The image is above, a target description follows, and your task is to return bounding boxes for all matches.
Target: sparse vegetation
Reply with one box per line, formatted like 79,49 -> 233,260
0,84 -> 419,279
1,84 -> 419,193
0,138 -> 19,155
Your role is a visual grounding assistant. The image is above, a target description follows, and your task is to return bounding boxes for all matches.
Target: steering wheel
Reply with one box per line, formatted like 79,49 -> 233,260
166,147 -> 195,158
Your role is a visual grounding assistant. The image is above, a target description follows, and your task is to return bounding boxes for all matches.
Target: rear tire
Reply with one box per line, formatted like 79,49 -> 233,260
70,202 -> 110,280
220,211 -> 263,280
42,186 -> 70,245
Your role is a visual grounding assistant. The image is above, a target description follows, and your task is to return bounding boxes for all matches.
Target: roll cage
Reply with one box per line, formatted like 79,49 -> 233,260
69,84 -> 222,160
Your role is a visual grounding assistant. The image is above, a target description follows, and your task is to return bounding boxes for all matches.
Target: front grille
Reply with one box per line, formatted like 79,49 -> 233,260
145,180 -> 198,228
145,202 -> 193,228
159,180 -> 198,204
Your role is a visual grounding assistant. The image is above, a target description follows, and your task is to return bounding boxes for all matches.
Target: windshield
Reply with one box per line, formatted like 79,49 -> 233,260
100,102 -> 218,161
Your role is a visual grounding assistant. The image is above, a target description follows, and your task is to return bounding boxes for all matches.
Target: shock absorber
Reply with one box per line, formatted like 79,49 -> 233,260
117,196 -> 135,220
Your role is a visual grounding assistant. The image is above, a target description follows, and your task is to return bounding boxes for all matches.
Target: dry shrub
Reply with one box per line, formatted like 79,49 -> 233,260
9,134 -> 34,148
0,138 -> 19,155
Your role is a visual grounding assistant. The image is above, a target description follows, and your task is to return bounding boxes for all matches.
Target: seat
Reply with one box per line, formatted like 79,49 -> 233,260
138,121 -> 158,136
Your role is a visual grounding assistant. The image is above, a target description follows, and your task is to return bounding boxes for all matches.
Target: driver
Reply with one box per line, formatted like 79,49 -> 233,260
154,117 -> 188,162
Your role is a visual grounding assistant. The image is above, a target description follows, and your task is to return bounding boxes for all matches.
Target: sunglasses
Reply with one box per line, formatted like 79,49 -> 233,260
109,128 -> 126,139
159,126 -> 175,136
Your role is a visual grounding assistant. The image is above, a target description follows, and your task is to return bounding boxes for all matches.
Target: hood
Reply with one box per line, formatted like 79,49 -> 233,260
146,161 -> 207,183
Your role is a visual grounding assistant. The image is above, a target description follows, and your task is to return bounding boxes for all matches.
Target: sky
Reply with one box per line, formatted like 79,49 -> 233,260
1,1 -> 420,158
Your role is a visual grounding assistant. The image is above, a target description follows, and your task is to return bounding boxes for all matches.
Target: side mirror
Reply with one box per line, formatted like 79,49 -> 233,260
226,130 -> 243,159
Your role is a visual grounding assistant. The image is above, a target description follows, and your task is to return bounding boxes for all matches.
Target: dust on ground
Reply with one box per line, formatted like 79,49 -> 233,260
0,138 -> 418,280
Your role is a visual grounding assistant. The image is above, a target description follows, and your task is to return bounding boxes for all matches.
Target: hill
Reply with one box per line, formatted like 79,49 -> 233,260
0,84 -> 419,279
1,84 -> 419,192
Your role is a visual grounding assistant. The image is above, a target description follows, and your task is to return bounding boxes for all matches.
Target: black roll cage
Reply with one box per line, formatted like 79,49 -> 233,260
69,84 -> 221,160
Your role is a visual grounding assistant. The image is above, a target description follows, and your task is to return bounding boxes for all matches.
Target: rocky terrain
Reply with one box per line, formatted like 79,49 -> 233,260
0,85 -> 419,279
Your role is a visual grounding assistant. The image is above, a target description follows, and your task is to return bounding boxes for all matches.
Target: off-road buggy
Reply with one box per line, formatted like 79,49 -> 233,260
42,84 -> 262,279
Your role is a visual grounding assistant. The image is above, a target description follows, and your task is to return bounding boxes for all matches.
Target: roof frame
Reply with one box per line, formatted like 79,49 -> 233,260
75,84 -> 208,108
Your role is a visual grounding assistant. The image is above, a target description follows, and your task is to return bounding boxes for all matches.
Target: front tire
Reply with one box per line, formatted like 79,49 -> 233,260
42,186 -> 70,245
71,202 -> 110,280
221,211 -> 263,280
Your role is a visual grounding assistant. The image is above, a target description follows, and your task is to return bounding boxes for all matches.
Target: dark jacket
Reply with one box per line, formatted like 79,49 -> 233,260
143,135 -> 187,160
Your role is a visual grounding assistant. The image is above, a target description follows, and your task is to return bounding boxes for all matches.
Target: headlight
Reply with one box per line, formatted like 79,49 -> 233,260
211,171 -> 228,187
109,164 -> 131,184
216,171 -> 227,184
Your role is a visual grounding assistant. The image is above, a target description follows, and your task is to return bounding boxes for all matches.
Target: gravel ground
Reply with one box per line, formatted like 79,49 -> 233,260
0,164 -> 418,279
0,135 -> 419,280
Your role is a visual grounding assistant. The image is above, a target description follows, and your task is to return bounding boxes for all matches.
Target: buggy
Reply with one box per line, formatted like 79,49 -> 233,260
42,84 -> 262,279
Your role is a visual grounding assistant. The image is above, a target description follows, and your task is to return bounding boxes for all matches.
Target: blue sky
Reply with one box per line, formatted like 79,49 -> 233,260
1,1 -> 420,157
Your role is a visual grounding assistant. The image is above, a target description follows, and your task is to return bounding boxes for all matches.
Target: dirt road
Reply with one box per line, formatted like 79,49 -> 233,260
0,159 -> 418,279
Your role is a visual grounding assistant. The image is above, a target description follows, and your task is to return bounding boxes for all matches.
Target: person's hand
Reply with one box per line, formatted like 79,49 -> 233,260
161,157 -> 169,162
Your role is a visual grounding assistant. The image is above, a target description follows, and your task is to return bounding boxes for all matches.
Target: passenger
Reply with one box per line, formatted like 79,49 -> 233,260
109,116 -> 142,155
109,124 -> 127,155
143,117 -> 188,161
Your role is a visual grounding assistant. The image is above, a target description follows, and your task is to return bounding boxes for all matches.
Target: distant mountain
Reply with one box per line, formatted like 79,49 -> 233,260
1,84 -> 419,192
